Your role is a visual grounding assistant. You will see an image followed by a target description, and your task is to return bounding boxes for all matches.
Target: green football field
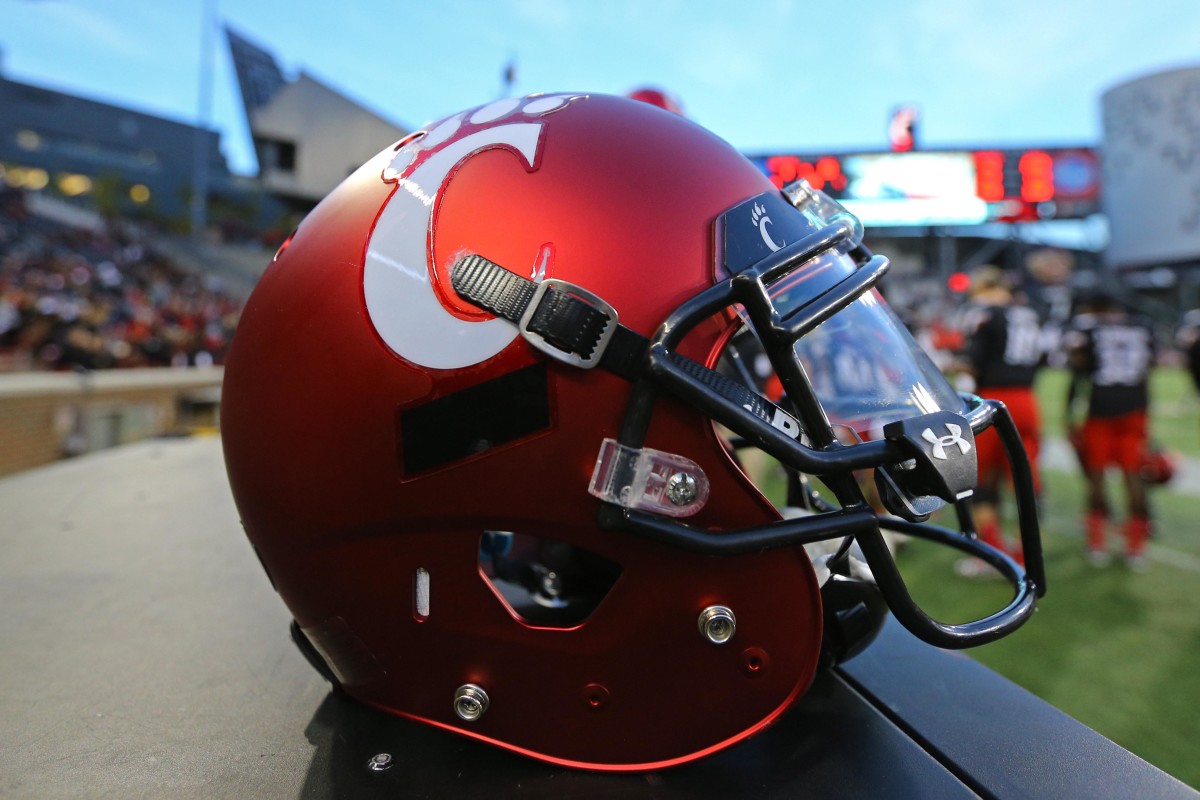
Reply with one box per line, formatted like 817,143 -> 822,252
894,367 -> 1200,788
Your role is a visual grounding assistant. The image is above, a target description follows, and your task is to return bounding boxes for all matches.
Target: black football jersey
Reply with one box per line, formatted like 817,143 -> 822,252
963,303 -> 1043,388
1066,315 -> 1154,417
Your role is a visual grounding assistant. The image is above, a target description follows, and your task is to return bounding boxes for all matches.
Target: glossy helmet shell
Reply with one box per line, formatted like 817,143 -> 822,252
221,93 -> 821,770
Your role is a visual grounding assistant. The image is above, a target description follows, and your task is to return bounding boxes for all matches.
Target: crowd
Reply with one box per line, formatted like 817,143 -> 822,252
0,188 -> 242,372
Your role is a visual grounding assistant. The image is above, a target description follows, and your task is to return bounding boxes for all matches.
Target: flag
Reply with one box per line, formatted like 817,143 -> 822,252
889,105 -> 918,152
502,59 -> 516,95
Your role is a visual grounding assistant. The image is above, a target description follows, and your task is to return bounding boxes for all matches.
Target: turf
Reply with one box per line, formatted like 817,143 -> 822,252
893,366 -> 1200,788
1037,365 -> 1200,453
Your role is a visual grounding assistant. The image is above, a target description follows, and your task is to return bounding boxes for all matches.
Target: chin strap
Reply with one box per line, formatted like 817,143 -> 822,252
453,254 -> 1043,649
452,253 -> 804,437
451,254 -> 647,378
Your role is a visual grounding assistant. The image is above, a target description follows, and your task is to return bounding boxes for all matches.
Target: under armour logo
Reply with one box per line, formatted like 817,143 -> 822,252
921,424 -> 971,460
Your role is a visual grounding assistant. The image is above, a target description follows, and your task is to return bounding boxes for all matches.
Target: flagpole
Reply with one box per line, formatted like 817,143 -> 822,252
191,0 -> 216,237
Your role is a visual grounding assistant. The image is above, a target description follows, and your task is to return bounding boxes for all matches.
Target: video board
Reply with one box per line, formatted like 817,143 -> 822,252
747,148 -> 1100,227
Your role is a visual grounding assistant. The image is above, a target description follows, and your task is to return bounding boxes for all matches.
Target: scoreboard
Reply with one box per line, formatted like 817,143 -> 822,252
748,147 -> 1100,227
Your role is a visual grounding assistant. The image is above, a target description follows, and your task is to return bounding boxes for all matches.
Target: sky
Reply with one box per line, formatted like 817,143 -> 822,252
1,0 -> 1199,178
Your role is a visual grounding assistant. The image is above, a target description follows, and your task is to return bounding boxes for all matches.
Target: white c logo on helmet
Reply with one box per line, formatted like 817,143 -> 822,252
363,95 -> 578,369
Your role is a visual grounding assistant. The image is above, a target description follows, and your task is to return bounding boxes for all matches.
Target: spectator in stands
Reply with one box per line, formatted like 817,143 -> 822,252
954,265 -> 1044,573
0,189 -> 240,372
1063,289 -> 1156,570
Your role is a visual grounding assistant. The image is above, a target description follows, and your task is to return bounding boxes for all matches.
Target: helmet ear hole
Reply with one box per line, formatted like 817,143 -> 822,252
478,532 -> 622,627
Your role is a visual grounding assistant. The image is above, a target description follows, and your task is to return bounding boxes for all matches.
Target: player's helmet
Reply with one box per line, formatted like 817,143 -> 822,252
626,85 -> 684,114
1140,445 -> 1176,486
222,93 -> 1044,771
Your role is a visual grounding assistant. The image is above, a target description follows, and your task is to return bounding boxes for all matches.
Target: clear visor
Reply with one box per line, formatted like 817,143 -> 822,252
792,287 -> 964,440
717,181 -> 963,441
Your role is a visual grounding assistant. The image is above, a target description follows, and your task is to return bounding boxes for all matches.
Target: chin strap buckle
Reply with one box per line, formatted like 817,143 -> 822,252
452,254 -> 634,372
518,278 -> 618,369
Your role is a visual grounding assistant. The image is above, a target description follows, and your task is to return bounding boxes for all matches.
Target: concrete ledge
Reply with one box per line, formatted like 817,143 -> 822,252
0,366 -> 223,398
0,367 -> 223,477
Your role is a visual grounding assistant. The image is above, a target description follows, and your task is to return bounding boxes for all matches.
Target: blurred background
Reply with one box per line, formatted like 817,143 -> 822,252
1,0 -> 1198,789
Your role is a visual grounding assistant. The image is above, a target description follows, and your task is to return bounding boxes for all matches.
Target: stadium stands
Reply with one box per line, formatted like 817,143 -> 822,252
0,187 -> 241,372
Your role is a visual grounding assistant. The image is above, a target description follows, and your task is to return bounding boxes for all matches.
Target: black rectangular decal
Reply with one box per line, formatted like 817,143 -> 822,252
400,363 -> 550,475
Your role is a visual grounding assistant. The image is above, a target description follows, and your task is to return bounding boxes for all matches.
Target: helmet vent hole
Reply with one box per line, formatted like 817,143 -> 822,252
413,567 -> 430,620
479,531 -> 622,628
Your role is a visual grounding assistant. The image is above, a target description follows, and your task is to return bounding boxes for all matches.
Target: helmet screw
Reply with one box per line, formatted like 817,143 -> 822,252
666,471 -> 699,506
698,605 -> 737,644
367,753 -> 393,772
453,684 -> 490,721
541,570 -> 562,598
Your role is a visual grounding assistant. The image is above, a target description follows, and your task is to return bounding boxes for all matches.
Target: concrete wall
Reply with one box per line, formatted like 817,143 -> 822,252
0,367 -> 222,477
253,72 -> 408,202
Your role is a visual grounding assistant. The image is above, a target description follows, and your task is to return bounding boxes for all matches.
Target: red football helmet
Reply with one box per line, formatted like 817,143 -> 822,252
222,94 -> 1044,770
627,86 -> 684,114
1139,445 -> 1176,486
